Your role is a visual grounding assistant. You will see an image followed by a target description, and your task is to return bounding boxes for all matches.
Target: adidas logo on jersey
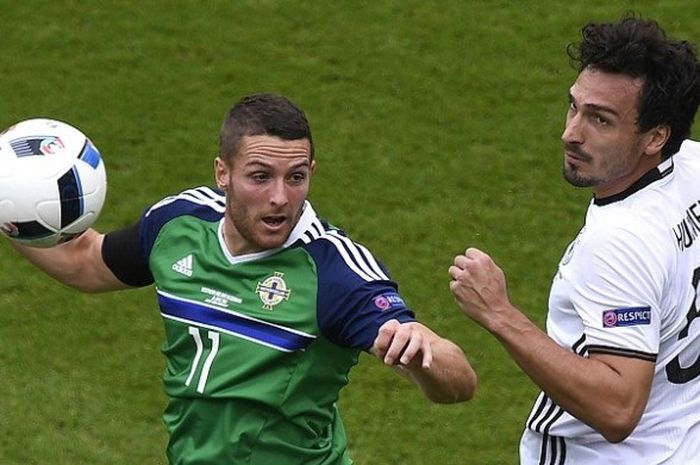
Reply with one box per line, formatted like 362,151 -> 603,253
172,254 -> 194,277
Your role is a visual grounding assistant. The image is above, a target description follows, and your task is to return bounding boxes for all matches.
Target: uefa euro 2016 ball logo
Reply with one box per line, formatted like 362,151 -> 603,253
256,272 -> 291,310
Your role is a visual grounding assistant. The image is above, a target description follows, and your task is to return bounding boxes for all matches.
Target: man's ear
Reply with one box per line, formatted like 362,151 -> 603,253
644,125 -> 671,156
214,156 -> 229,190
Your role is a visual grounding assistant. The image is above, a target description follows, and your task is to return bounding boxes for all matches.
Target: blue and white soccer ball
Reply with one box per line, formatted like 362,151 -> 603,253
0,118 -> 107,247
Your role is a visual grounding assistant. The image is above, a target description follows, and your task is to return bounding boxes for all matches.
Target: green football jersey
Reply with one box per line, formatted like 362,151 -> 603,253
106,187 -> 415,465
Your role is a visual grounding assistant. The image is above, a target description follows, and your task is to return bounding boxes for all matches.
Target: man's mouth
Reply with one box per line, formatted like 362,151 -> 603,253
564,144 -> 590,162
565,151 -> 585,163
262,215 -> 286,228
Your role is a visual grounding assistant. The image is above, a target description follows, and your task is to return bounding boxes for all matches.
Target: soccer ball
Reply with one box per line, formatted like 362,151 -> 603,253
0,118 -> 107,248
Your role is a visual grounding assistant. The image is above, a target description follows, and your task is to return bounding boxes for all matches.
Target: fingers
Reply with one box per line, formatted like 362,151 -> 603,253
452,247 -> 488,270
464,247 -> 486,260
372,320 -> 433,369
448,264 -> 463,280
376,320 -> 409,365
448,246 -> 512,331
411,334 -> 433,369
449,252 -> 475,285
372,319 -> 399,360
450,248 -> 490,295
450,247 -> 500,287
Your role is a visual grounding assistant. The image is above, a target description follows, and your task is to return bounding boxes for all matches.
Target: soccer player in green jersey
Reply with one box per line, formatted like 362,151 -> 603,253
7,93 -> 477,464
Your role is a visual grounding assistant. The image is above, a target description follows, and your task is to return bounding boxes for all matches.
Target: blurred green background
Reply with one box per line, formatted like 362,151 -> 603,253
1,1 -> 698,464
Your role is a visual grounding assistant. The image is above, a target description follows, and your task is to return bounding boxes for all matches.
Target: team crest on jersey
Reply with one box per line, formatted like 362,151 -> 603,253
602,307 -> 651,328
256,272 -> 291,310
560,228 -> 584,267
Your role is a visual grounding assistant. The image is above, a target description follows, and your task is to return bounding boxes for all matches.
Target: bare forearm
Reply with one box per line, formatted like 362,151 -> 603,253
487,306 -> 650,441
371,319 -> 477,404
402,337 -> 477,404
8,229 -> 127,293
449,248 -> 653,442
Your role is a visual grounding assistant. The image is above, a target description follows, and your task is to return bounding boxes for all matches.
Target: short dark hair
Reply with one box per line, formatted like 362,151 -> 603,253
219,93 -> 314,164
567,14 -> 700,159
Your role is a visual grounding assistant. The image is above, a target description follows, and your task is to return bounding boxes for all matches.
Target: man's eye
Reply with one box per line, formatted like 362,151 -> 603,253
593,115 -> 609,125
289,172 -> 307,183
251,173 -> 270,182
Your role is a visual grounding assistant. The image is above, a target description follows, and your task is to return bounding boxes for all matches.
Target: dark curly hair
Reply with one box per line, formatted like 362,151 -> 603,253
567,14 -> 700,159
219,93 -> 314,165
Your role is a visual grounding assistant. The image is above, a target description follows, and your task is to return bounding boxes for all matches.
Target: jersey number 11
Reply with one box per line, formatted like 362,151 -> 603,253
185,326 -> 221,393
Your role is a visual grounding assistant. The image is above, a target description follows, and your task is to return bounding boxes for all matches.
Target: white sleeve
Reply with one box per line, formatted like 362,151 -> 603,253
570,225 -> 668,359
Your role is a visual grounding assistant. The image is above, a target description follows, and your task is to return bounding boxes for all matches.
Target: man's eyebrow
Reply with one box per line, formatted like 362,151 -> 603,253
569,91 -> 621,118
243,159 -> 311,169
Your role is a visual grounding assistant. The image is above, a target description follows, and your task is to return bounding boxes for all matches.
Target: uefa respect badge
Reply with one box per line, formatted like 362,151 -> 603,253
602,307 -> 652,328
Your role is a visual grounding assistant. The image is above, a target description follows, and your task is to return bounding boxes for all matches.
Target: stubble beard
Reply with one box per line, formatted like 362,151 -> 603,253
563,163 -> 597,188
226,201 -> 305,254
225,208 -> 285,254
243,217 -> 286,252
562,143 -> 600,188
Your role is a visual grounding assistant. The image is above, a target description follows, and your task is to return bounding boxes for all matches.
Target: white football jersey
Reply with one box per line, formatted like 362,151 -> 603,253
521,140 -> 700,465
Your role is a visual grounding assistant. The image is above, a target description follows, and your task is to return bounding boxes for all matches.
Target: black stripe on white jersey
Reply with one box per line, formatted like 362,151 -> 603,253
558,436 -> 567,464
586,345 -> 657,361
527,392 -> 550,431
538,418 -> 566,464
572,334 -> 587,354
539,434 -> 567,465
527,334 -> 587,464
532,401 -> 563,432
527,335 -> 588,432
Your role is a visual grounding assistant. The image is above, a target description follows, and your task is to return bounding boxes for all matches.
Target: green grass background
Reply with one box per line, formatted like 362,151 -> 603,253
1,1 -> 698,464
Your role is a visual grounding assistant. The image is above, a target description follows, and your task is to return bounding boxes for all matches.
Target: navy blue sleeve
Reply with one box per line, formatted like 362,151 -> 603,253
305,235 -> 415,351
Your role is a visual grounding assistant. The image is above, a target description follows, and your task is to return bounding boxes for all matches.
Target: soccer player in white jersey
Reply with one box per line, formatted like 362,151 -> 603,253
449,15 -> 700,465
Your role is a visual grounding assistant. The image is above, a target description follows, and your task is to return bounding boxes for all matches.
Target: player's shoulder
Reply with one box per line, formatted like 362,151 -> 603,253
144,186 -> 225,223
299,218 -> 392,284
585,205 -> 667,249
581,199 -> 675,274
588,156 -> 680,239
677,138 -> 700,157
673,139 -> 700,175
589,140 -> 700,240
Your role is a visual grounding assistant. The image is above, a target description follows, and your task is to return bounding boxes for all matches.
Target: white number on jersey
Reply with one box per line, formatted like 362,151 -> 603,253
185,326 -> 221,393
666,267 -> 700,383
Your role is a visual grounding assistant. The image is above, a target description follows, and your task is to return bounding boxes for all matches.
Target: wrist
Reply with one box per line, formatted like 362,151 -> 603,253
482,302 -> 522,336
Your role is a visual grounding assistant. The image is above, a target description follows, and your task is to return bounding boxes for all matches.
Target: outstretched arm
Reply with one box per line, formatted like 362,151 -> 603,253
448,247 -> 654,443
7,228 -> 130,293
371,319 -> 477,404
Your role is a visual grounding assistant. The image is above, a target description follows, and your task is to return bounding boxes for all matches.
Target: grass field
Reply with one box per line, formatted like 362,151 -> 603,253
1,2 -> 699,464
